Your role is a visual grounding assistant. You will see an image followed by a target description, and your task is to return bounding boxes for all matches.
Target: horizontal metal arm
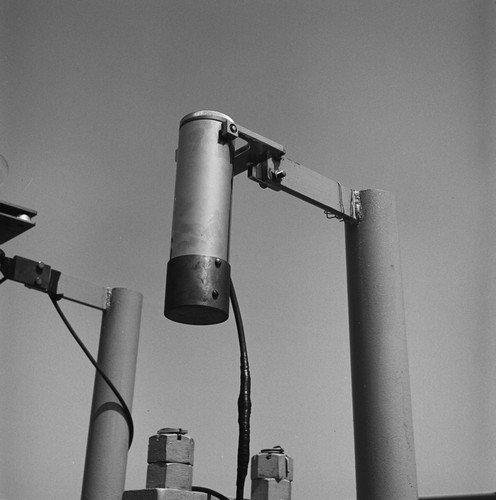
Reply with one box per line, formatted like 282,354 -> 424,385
248,156 -> 362,223
52,272 -> 111,310
220,117 -> 361,223
0,254 -> 110,310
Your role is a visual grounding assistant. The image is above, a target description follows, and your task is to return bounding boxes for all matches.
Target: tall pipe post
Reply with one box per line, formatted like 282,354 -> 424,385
81,288 -> 143,500
344,189 -> 418,500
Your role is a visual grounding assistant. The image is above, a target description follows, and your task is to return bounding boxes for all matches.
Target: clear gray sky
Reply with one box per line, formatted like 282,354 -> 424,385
1,1 -> 495,499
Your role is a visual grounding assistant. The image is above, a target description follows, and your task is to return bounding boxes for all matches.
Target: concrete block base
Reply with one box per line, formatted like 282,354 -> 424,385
123,488 -> 207,500
251,453 -> 294,481
148,434 -> 194,465
251,478 -> 291,500
146,462 -> 193,489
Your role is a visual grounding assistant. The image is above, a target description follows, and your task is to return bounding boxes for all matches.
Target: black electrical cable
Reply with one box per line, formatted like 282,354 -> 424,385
230,278 -> 251,500
49,293 -> 134,449
192,486 -> 231,500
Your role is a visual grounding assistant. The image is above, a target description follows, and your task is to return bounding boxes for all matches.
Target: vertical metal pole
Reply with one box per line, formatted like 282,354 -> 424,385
81,288 -> 143,500
344,189 -> 418,500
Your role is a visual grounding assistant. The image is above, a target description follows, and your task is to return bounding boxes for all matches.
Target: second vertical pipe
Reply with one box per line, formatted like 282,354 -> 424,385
345,189 -> 418,500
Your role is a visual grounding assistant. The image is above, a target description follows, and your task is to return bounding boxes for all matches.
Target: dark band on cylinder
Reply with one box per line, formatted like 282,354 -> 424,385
165,254 -> 231,325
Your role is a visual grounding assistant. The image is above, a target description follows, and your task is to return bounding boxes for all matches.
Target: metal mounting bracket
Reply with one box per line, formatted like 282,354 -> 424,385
0,253 -> 111,310
219,118 -> 361,224
248,156 -> 361,223
220,122 -> 286,176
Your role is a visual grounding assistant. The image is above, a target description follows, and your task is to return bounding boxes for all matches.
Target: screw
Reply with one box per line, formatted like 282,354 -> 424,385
35,276 -> 42,285
229,123 -> 237,134
215,258 -> 222,268
212,289 -> 219,299
36,261 -> 45,271
273,169 -> 287,181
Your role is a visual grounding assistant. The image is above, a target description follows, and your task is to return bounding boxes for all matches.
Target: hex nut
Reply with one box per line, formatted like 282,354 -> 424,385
146,463 -> 193,490
148,434 -> 194,465
251,452 -> 294,480
251,478 -> 292,500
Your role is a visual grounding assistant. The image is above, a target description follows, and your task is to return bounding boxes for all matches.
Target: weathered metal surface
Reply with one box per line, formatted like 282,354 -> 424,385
81,288 -> 143,500
345,189 -> 418,500
170,112 -> 234,261
165,254 -> 230,325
